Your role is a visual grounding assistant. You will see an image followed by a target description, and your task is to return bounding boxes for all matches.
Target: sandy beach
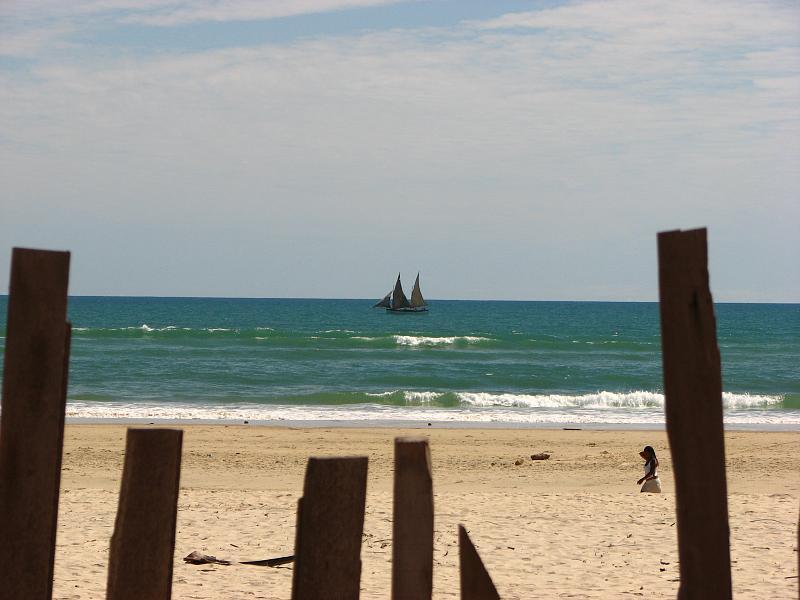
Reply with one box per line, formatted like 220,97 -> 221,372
53,425 -> 798,599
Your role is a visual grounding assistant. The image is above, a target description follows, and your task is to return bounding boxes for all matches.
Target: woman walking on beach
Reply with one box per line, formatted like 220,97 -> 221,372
637,445 -> 661,493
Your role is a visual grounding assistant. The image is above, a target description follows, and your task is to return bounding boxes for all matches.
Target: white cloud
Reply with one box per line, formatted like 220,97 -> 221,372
0,24 -> 75,58
477,0 -> 798,40
1,0 -> 413,26
119,0 -> 413,26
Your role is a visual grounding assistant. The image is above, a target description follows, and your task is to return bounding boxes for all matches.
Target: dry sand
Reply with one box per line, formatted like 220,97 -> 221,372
53,425 -> 798,599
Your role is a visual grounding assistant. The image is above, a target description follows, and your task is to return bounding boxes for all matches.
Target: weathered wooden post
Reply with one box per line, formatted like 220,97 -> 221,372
106,428 -> 184,600
0,248 -> 71,600
392,437 -> 434,600
291,456 -> 368,600
658,228 -> 732,599
459,525 -> 500,600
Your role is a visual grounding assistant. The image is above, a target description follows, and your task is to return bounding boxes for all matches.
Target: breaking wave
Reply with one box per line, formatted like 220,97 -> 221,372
393,335 -> 492,347
346,390 -> 785,410
445,390 -> 782,409
61,394 -> 798,427
68,327 -> 496,347
57,389 -> 794,427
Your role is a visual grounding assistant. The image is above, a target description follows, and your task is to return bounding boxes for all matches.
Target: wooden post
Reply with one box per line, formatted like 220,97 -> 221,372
107,429 -> 183,600
458,525 -> 500,600
392,437 -> 434,600
0,248 -> 71,600
658,228 -> 732,599
292,456 -> 368,600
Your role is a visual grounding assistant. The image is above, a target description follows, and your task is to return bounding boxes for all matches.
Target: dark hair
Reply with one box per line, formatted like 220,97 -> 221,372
643,446 -> 656,459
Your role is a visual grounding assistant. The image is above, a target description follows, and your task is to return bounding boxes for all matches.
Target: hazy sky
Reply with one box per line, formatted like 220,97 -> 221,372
1,0 -> 798,301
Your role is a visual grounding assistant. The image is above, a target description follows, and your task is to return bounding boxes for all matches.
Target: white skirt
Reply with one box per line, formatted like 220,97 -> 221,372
640,478 -> 662,493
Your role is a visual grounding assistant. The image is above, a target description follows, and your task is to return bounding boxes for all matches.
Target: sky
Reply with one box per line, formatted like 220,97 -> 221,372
1,0 -> 798,301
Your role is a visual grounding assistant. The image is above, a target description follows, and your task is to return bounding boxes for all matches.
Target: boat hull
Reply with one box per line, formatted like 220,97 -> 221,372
386,307 -> 428,313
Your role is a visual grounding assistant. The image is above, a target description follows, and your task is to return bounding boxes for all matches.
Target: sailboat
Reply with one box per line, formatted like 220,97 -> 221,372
374,273 -> 428,312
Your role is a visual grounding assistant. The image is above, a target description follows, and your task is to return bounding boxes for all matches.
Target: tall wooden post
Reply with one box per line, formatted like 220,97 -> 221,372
292,456 -> 368,600
658,228 -> 732,599
107,429 -> 184,600
0,248 -> 71,600
392,437 -> 434,600
458,525 -> 500,600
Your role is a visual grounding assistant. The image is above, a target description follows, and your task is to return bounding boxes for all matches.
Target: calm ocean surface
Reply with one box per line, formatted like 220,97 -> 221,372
0,297 -> 798,427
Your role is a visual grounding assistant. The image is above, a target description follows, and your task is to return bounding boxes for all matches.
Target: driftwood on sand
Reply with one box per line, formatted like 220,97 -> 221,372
240,555 -> 295,567
183,552 -> 232,566
184,551 -> 294,567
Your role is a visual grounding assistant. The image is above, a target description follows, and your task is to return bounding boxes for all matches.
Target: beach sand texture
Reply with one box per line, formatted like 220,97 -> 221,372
53,425 -> 798,599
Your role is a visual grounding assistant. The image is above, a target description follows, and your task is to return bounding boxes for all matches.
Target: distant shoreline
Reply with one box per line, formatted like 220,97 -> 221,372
2,295 -> 799,305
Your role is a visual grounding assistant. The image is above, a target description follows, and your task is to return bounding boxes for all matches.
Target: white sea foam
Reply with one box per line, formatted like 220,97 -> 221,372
391,390 -> 783,409
205,328 -> 232,332
116,324 -> 179,332
456,391 -> 665,408
455,391 -> 783,409
721,392 -> 786,408
61,401 -> 800,427
404,391 -> 443,403
393,335 -> 491,347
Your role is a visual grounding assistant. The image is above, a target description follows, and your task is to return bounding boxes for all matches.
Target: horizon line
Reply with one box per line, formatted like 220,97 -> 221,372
1,294 -> 797,305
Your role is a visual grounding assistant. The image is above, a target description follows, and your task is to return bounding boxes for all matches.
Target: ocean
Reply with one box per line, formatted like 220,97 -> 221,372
0,297 -> 798,428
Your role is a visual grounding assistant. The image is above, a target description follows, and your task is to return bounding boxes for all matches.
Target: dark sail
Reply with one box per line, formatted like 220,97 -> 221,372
410,273 -> 426,308
373,292 -> 391,308
391,273 -> 411,309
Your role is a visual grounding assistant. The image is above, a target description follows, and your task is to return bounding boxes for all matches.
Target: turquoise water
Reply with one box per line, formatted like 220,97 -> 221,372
0,297 -> 798,426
